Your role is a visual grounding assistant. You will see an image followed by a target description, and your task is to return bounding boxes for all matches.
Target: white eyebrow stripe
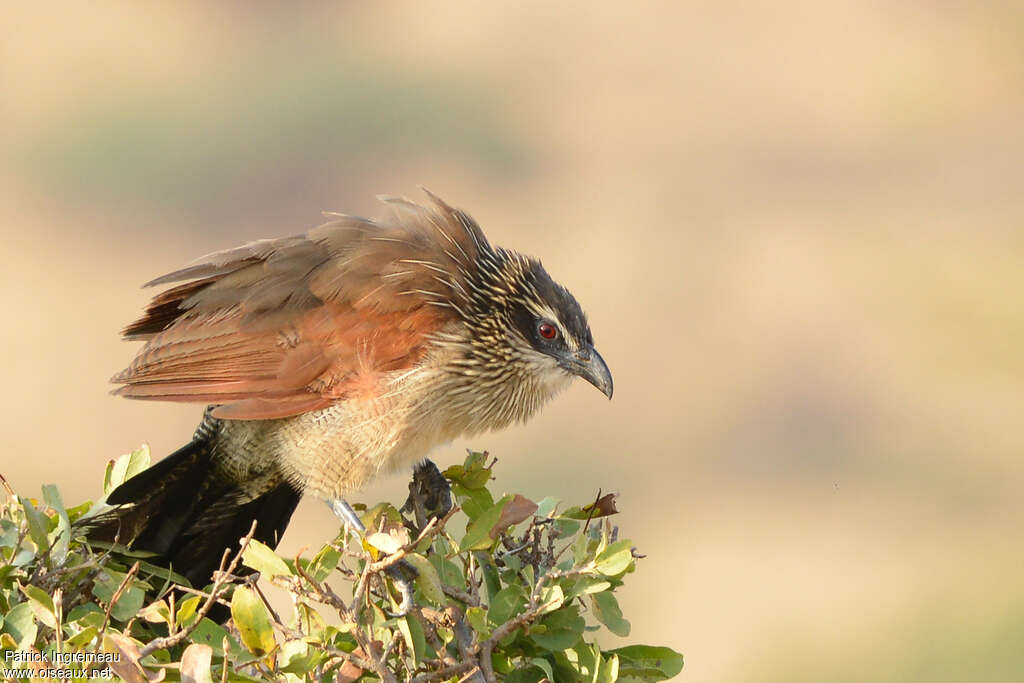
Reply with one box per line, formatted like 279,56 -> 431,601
527,303 -> 576,349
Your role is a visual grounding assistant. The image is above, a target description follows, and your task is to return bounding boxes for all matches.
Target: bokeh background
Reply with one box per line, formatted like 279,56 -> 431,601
3,2 -> 1023,680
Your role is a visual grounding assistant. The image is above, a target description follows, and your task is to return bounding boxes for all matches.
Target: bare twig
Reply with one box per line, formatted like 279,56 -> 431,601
0,472 -> 15,498
53,588 -> 63,652
441,583 -> 480,607
172,584 -> 232,609
99,561 -> 140,637
409,661 -> 480,683
582,488 -> 602,535
251,580 -> 285,630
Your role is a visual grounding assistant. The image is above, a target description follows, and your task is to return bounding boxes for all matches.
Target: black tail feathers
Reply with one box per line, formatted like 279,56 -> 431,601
84,436 -> 302,593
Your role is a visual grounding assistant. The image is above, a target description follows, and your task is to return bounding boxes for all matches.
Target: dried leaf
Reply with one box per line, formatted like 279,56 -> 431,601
365,530 -> 406,555
180,643 -> 213,683
494,495 -> 538,537
105,631 -> 165,683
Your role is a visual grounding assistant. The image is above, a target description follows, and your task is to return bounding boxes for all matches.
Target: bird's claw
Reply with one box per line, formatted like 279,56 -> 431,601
328,498 -> 419,617
329,459 -> 451,617
383,560 -> 418,617
401,459 -> 453,532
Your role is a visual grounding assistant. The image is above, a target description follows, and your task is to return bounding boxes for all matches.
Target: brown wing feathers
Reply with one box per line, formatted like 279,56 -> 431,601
112,194 -> 486,420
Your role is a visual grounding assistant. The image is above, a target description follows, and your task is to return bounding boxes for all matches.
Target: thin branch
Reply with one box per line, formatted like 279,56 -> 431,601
99,561 -> 140,637
582,488 -> 602,534
441,583 -> 480,607
0,472 -> 15,498
172,584 -> 232,609
410,661 -> 480,683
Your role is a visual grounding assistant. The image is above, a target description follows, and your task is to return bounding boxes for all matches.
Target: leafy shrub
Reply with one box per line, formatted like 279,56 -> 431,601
0,447 -> 682,681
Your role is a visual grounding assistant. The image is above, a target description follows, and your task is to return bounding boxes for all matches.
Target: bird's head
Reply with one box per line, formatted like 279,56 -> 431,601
445,239 -> 613,418
385,192 -> 612,428
498,253 -> 613,400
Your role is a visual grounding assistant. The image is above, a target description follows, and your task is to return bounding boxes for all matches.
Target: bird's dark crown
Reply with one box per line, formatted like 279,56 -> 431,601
460,241 -> 593,359
505,256 -> 593,352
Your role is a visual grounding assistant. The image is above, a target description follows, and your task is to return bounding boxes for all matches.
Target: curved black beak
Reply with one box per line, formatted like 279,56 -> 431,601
568,346 -> 613,399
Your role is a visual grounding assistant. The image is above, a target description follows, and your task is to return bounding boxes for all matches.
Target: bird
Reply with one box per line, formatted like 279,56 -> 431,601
84,190 -> 613,593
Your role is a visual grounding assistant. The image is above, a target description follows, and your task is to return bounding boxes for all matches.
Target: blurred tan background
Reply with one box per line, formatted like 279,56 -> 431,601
3,2 -> 1023,680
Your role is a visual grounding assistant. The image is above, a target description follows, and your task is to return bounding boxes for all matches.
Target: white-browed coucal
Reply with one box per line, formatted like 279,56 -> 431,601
86,191 -> 612,589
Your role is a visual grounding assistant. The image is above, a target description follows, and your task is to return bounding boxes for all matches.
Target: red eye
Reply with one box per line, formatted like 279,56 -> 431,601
538,322 -> 558,339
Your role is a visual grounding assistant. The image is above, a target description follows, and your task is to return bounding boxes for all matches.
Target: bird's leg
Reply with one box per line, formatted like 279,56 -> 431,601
326,498 -> 416,617
401,459 -> 454,532
328,498 -> 366,536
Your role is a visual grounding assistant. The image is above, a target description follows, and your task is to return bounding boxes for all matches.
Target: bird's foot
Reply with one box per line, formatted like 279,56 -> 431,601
326,498 -> 417,617
401,459 -> 453,532
383,561 -> 417,617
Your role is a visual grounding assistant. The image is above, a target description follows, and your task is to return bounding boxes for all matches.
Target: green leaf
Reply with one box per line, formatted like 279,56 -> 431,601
241,539 -> 291,578
435,623 -> 454,645
444,451 -> 493,489
189,618 -> 238,658
428,553 -> 466,591
0,602 -> 37,649
104,445 -> 151,495
81,542 -> 189,586
451,482 -> 494,521
466,606 -> 489,637
63,499 -> 94,523
64,625 -> 98,649
488,584 -> 526,627
608,645 -> 684,680
20,584 -> 56,629
91,569 -> 145,622
230,585 -> 276,658
137,599 -> 171,625
530,605 -> 585,650
406,614 -> 426,663
570,641 -> 601,680
518,559 -> 532,584
397,615 -> 426,667
534,495 -> 561,519
20,497 -> 50,553
0,564 -> 17,591
176,596 -> 201,627
42,484 -> 71,565
595,539 -> 634,576
505,666 -> 548,683
358,502 -> 404,535
279,640 -> 326,675
307,545 -> 341,582
552,517 -> 581,538
572,532 -> 591,564
0,519 -> 18,548
66,604 -> 103,628
491,650 -> 514,674
592,592 -> 631,637
403,552 -> 446,606
480,555 -> 502,601
530,657 -> 556,680
565,576 -> 612,601
598,653 -> 620,683
460,495 -> 510,551
539,584 -> 565,614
